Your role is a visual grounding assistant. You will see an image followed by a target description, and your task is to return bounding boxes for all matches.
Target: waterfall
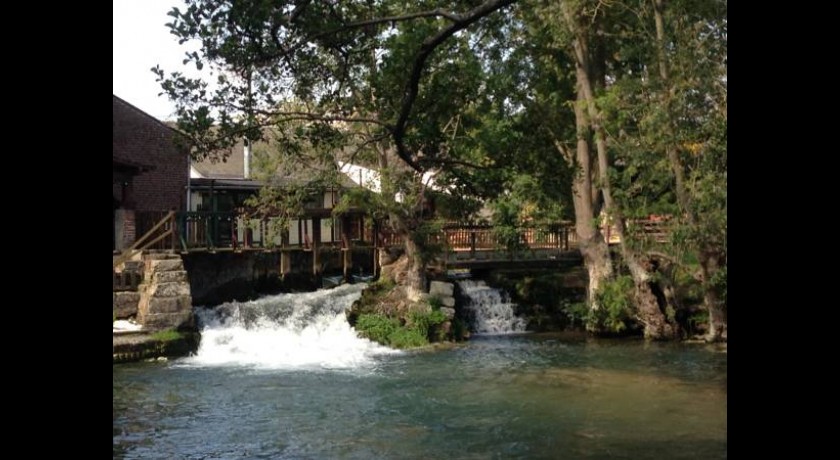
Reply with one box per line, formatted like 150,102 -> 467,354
180,283 -> 398,370
457,279 -> 528,334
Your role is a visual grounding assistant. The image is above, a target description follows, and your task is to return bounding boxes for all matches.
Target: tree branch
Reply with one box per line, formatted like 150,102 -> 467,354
345,9 -> 462,28
422,157 -> 492,171
267,7 -> 464,66
392,0 -> 518,173
243,108 -> 394,129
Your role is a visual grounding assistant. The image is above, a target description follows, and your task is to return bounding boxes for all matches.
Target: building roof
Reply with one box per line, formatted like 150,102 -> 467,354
190,136 -> 361,190
191,139 -> 247,179
113,95 -> 187,163
189,178 -> 263,190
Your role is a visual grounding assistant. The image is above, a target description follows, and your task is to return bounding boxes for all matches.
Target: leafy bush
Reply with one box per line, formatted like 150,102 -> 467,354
409,310 -> 446,333
354,309 -> 450,349
591,275 -> 636,333
355,314 -> 399,344
558,278 -> 636,333
561,301 -> 590,329
387,328 -> 429,348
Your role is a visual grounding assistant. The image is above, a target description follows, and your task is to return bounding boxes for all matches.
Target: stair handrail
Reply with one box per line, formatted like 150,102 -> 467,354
113,210 -> 176,269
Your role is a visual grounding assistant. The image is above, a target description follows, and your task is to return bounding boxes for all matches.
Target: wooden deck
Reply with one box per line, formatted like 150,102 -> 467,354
443,248 -> 583,269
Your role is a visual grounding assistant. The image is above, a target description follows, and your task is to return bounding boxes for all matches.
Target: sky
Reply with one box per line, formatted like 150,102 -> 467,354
113,0 -> 192,121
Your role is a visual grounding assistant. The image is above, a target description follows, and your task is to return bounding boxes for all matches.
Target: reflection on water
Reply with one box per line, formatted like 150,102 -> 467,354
114,334 -> 726,459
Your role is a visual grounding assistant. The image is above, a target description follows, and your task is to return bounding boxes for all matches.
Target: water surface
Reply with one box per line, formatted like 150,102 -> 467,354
113,285 -> 726,459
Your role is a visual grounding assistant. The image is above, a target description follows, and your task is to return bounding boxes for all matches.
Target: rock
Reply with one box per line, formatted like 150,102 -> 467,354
152,270 -> 189,283
135,254 -> 194,330
440,296 -> 456,307
440,307 -> 456,320
139,311 -> 194,330
146,296 -> 191,314
122,260 -> 144,272
113,291 -> 140,319
146,282 -> 191,298
429,281 -> 454,297
148,259 -> 184,273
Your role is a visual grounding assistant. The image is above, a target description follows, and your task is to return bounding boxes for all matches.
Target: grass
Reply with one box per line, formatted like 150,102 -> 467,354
150,329 -> 184,342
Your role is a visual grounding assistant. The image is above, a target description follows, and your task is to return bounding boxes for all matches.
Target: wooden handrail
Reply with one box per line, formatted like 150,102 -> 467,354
133,210 -> 175,250
113,211 -> 175,268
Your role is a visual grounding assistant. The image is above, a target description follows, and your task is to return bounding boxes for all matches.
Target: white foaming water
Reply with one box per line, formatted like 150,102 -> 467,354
113,319 -> 142,332
180,283 -> 399,370
457,279 -> 528,334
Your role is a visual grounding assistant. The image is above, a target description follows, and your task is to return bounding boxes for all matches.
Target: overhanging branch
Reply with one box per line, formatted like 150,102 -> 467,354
392,0 -> 518,172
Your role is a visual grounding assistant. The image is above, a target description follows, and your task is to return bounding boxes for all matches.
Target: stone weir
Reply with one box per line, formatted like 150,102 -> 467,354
113,253 -> 198,363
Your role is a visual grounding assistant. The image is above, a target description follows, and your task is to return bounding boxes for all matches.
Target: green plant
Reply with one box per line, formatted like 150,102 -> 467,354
561,301 -> 590,329
387,328 -> 429,349
150,329 -> 184,342
592,275 -> 636,333
355,314 -> 399,344
408,309 -> 448,342
427,296 -> 443,311
354,309 -> 450,349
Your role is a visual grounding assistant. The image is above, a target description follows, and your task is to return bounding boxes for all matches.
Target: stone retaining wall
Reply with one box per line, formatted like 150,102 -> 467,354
137,254 -> 194,330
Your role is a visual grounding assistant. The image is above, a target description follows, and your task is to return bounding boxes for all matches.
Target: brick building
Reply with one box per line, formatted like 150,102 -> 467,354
113,95 -> 189,250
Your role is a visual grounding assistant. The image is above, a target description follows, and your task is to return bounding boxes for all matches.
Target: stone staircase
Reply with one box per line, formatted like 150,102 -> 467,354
113,252 -> 193,331
137,253 -> 193,330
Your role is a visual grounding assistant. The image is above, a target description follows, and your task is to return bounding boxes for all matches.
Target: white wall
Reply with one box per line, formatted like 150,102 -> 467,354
321,218 -> 342,243
189,191 -> 203,211
323,191 -> 336,208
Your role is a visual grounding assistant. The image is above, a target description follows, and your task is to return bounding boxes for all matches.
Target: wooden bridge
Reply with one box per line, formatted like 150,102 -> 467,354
115,211 -> 668,273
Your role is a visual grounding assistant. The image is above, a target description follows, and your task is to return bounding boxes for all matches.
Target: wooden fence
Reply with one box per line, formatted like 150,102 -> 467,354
131,211 -> 586,254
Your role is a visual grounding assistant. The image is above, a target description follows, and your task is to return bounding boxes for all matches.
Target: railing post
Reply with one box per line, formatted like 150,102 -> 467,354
563,226 -> 568,251
470,230 -> 476,259
212,213 -> 219,249
170,212 -> 176,251
231,215 -> 238,251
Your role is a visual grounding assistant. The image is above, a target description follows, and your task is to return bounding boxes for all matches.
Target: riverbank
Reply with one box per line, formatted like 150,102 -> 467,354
113,329 -> 200,363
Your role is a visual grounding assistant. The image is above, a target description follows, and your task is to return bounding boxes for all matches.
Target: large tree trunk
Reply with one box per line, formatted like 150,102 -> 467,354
700,249 -> 726,342
563,1 -> 675,339
402,233 -> 427,300
377,143 -> 427,299
626,255 -> 677,340
560,80 -> 613,322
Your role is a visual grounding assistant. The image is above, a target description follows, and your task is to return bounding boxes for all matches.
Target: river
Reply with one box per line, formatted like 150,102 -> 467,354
113,283 -> 726,459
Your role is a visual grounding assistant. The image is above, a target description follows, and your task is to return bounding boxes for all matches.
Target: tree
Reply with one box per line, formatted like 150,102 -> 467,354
156,0 -> 519,298
157,0 -> 726,341
596,0 -> 727,340
515,0 -> 724,339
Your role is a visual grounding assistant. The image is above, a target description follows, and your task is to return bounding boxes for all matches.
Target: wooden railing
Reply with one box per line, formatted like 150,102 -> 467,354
177,211 -> 238,250
113,211 -> 176,268
604,218 -> 672,245
375,223 -> 578,252
174,212 -> 353,252
124,211 -> 579,256
633,218 -> 670,243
